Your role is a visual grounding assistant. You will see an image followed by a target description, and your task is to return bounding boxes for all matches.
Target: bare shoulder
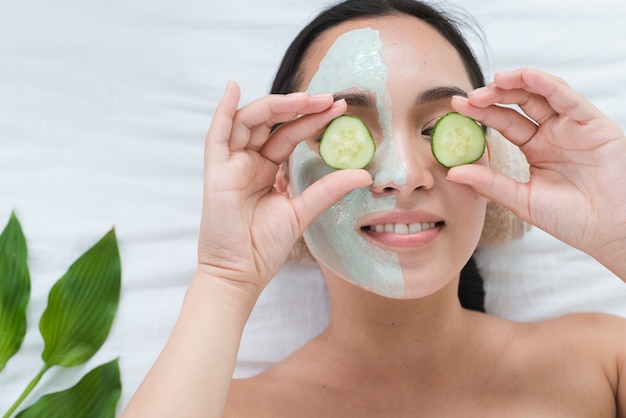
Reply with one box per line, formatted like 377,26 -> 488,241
521,312 -> 626,389
523,311 -> 626,355
537,311 -> 626,343
223,352 -> 347,418
223,377 -> 273,418
469,309 -> 626,377
223,336 -> 337,418
468,310 -> 626,416
224,371 -> 313,418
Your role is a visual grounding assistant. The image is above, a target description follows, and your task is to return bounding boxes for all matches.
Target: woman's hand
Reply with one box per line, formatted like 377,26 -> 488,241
449,68 -> 626,275
197,82 -> 371,299
124,83 -> 376,418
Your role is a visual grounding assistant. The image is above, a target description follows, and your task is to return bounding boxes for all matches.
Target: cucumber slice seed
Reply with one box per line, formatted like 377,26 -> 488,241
431,112 -> 486,168
319,115 -> 376,169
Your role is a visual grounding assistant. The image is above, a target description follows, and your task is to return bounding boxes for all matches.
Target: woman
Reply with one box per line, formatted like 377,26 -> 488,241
123,0 -> 626,416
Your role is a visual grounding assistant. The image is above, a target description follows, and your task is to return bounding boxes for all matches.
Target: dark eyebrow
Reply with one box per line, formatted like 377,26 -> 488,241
331,86 -> 468,108
416,86 -> 468,105
332,91 -> 377,107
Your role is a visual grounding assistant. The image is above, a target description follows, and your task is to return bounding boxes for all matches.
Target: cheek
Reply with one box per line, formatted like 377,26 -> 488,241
289,142 -> 335,195
448,183 -> 487,246
448,175 -> 486,209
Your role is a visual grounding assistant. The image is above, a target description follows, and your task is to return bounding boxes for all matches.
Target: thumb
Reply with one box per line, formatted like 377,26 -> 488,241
290,169 -> 373,233
447,164 -> 531,223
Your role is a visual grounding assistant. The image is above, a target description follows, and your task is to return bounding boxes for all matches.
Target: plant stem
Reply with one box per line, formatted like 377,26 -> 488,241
3,364 -> 50,418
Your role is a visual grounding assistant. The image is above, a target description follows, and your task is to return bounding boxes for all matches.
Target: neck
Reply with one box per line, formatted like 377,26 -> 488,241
320,268 -> 471,372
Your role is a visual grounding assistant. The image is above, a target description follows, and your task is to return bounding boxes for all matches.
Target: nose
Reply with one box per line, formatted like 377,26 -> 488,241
369,131 -> 435,195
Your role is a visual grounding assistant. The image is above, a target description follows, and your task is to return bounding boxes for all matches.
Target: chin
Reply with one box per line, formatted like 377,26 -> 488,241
319,259 -> 455,301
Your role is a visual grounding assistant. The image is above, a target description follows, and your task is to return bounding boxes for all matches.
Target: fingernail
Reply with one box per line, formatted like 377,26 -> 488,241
224,80 -> 238,93
286,92 -> 307,97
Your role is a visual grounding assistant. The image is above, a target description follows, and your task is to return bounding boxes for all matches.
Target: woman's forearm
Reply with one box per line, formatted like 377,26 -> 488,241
121,273 -> 257,418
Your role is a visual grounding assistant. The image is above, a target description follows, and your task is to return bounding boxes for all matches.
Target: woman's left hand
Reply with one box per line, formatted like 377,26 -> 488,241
449,68 -> 626,277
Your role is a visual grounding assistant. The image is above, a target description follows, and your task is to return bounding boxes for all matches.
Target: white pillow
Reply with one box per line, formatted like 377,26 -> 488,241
479,228 -> 626,321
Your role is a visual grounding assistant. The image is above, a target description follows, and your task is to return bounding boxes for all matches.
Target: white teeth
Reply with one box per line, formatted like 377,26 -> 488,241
409,223 -> 423,234
395,224 -> 409,235
369,222 -> 437,235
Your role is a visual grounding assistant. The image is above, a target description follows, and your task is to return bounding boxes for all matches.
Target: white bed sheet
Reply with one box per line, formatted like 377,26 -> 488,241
1,0 -> 625,413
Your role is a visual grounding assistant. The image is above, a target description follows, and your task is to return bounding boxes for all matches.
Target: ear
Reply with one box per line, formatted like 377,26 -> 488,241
274,163 -> 290,196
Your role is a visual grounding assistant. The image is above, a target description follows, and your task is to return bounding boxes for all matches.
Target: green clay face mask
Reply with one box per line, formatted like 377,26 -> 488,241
291,28 -> 406,297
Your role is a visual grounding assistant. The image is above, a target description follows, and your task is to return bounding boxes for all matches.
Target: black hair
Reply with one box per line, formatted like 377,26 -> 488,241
459,256 -> 485,312
271,0 -> 486,312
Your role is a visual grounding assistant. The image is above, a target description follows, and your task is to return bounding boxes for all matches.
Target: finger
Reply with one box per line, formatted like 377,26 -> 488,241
290,169 -> 373,232
494,68 -> 604,123
452,96 -> 538,147
230,93 -> 335,152
467,83 -> 556,126
446,164 -> 531,223
205,81 -> 241,166
259,99 -> 347,165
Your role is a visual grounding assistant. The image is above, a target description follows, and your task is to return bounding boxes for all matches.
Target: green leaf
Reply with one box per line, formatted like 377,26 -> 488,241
39,229 -> 121,367
0,212 -> 30,372
15,359 -> 121,418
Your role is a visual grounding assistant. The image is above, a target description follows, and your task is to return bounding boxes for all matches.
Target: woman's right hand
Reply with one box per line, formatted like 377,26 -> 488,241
196,82 -> 371,301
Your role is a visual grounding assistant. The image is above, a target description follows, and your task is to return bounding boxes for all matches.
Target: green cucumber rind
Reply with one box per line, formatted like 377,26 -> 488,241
319,115 -> 376,170
431,112 -> 486,168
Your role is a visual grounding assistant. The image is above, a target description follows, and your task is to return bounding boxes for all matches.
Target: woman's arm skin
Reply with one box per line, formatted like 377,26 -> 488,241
121,82 -> 371,418
450,68 -> 626,279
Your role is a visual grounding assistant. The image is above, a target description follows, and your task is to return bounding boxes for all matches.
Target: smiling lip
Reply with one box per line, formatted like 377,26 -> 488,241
358,212 -> 443,249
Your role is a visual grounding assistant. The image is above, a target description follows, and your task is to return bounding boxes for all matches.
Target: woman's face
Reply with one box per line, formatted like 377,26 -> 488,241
288,16 -> 488,299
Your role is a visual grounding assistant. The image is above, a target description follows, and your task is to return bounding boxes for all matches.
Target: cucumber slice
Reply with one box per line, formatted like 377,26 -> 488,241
319,115 -> 376,169
431,112 -> 486,168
